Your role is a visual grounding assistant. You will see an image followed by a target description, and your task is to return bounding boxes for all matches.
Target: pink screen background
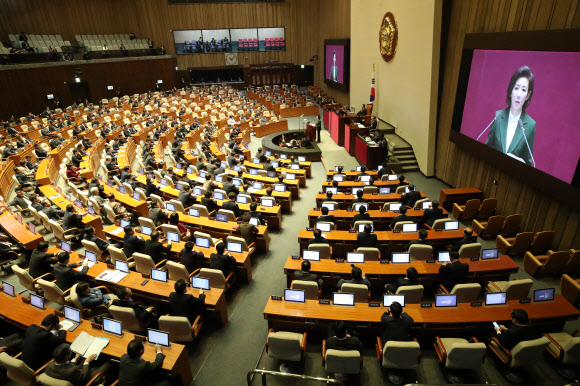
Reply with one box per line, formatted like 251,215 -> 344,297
325,45 -> 344,84
459,49 -> 580,184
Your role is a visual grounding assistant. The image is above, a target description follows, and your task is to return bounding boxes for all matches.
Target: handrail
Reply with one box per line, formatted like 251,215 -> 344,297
246,369 -> 344,386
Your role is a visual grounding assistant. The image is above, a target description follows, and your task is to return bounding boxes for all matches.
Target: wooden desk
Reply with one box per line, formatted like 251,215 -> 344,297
439,188 -> 485,211
35,158 -> 53,186
345,122 -> 367,155
101,185 -> 148,218
0,293 -> 193,384
254,120 -> 289,138
0,211 -> 44,250
279,105 -> 318,119
354,135 -> 388,170
315,192 -> 425,210
263,297 -> 579,338
244,160 -> 308,186
48,140 -> 77,167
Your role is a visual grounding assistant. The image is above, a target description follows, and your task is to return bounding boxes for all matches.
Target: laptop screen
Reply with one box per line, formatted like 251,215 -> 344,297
232,179 -> 242,187
215,213 -> 228,223
392,253 -> 410,264
191,277 -> 210,290
151,269 -> 168,282
379,187 -> 391,194
249,169 -> 258,175
195,237 -> 210,248
75,200 -> 83,209
333,292 -> 355,306
267,171 -> 277,178
119,186 -> 126,194
147,329 -> 170,347
61,241 -> 71,253
315,222 -> 331,232
120,219 -> 130,228
186,167 -> 193,174
252,182 -> 263,190
298,156 -> 306,162
284,289 -> 305,303
265,151 -> 272,156
2,281 -> 15,297
199,171 -> 207,178
444,221 -> 459,231
64,306 -> 81,323
274,184 -> 286,192
402,223 -> 418,233
356,166 -> 362,172
321,202 -> 335,211
253,158 -> 260,164
193,188 -> 202,196
534,288 -> 555,302
404,186 -> 416,193
227,241 -> 242,253
220,161 -> 227,169
85,250 -> 97,262
388,174 -> 398,181
236,195 -> 248,204
438,251 -> 450,263
271,161 -> 279,168
213,192 -> 224,200
30,293 -> 44,310
160,178 -> 167,186
383,294 -> 405,307
261,198 -> 274,207
280,154 -> 287,160
115,260 -> 129,273
133,192 -> 141,200
346,252 -> 364,264
325,187 -> 338,195
285,173 -> 296,181
435,294 -> 458,307
353,203 -> 368,212
358,223 -> 373,233
88,207 -> 95,215
334,166 -> 343,172
360,175 -> 371,182
302,250 -> 320,261
167,231 -> 179,242
141,225 -> 153,236
481,248 -> 499,260
103,318 -> 122,335
485,292 -> 507,306
215,175 -> 223,183
422,201 -> 433,210
389,203 -> 402,212
291,164 -> 300,170
249,217 -> 259,226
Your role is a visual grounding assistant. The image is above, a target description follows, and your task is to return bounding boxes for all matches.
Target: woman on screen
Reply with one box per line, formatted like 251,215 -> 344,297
330,51 -> 339,82
485,66 -> 536,166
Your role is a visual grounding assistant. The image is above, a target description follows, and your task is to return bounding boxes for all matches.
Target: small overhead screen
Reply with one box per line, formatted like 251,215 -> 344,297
284,289 -> 305,303
485,292 -> 507,306
383,294 -> 405,307
332,292 -> 355,306
324,39 -> 350,92
435,294 -> 457,308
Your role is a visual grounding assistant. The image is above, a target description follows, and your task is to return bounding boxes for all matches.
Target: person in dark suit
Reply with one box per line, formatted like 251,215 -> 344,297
42,200 -> 65,220
222,192 -> 241,218
145,177 -> 161,198
222,176 -> 239,196
492,309 -> 539,350
356,166 -> 369,181
179,241 -> 204,273
22,314 -> 67,370
169,279 -> 205,323
394,175 -> 407,190
45,343 -> 110,386
122,226 -> 146,258
248,202 -> 266,225
439,251 -> 469,291
1,143 -> 16,159
53,252 -> 88,290
262,158 -> 275,172
386,267 -> 422,293
423,200 -> 444,227
326,320 -> 363,354
390,205 -> 413,229
307,229 -> 329,247
485,66 -> 536,166
380,301 -> 414,343
113,287 -> 158,327
404,229 -> 431,251
352,205 -> 371,225
352,189 -> 369,204
357,224 -> 377,248
178,185 -> 197,208
357,104 -> 367,117
201,190 -> 218,215
82,226 -> 110,255
29,241 -> 58,278
71,149 -> 84,168
148,201 -> 167,227
210,242 -> 237,277
145,231 -> 172,264
400,184 -> 421,208
293,260 -> 322,287
449,228 -> 477,252
369,116 -> 378,131
315,115 -> 322,143
337,265 -> 371,290
317,206 -> 335,223
62,204 -> 83,233
119,338 -> 169,386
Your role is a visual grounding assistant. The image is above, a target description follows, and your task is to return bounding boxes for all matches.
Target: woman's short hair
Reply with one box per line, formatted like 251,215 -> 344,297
506,66 -> 534,111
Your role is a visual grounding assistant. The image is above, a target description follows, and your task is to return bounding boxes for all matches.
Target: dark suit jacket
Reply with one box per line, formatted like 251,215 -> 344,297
317,215 -> 335,223
201,197 -> 218,214
249,211 -> 265,225
29,250 -> 57,278
450,236 -> 478,252
423,208 -> 444,227
22,325 -> 66,370
45,361 -> 91,386
439,260 -> 469,290
380,312 -> 414,343
357,233 -> 377,248
401,191 -> 422,208
485,108 -> 536,166
62,211 -> 82,231
123,234 -> 146,257
390,214 -> 413,229
386,277 -> 423,294
497,324 -> 539,350
404,238 -> 431,252
178,190 -> 196,208
145,183 -> 161,197
326,336 -> 362,354
209,253 -> 237,276
112,298 -> 152,323
145,240 -> 172,264
119,353 -> 165,386
222,200 -> 241,218
54,262 -> 88,290
169,291 -> 206,323
84,234 -> 109,251
293,270 -> 320,286
307,237 -> 329,247
353,213 -> 371,224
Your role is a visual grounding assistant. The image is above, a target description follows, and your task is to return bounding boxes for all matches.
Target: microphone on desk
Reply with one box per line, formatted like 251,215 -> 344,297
518,119 -> 536,168
476,111 -> 501,141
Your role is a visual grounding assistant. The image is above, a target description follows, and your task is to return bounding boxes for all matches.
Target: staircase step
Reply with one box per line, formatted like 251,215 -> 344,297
401,165 -> 420,172
396,155 -> 416,161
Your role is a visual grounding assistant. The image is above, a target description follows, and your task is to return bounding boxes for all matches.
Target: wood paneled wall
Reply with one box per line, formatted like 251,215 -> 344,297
436,0 -> 580,251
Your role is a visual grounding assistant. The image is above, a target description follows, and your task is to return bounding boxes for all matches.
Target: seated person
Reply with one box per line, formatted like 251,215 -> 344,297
390,205 -> 413,229
82,226 -> 110,257
148,201 -> 168,227
326,320 -> 363,354
355,166 -> 369,181
400,184 -> 421,208
76,281 -> 112,308
210,242 -> 237,277
293,260 -> 322,287
180,240 -> 204,273
352,189 -> 368,204
438,251 -> 469,291
222,192 -> 241,218
119,339 -> 168,386
201,190 -> 219,215
145,231 -> 172,264
404,229 -> 431,251
321,190 -> 335,204
380,301 -> 414,343
248,202 -> 266,225
423,200 -> 444,227
53,252 -> 89,290
353,205 -> 371,224
22,314 -> 67,370
168,212 -> 189,241
357,224 -> 377,248
42,200 -> 65,220
8,187 -> 30,214
386,267 -> 422,293
112,287 -> 158,328
45,343 -> 111,386
29,241 -> 58,278
62,204 -> 84,233
337,265 -> 371,290
169,279 -> 205,323
492,309 -> 539,350
394,175 -> 407,190
65,163 -> 83,183
307,229 -> 329,247
449,227 -> 477,252
178,185 -> 197,208
317,206 -> 335,223
237,213 -> 259,247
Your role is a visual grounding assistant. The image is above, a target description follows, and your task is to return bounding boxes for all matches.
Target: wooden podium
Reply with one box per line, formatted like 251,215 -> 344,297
305,123 -> 316,142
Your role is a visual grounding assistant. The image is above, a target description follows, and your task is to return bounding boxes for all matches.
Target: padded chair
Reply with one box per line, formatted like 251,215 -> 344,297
524,250 -> 569,277
528,231 -> 555,255
108,305 -> 148,333
561,274 -> 580,306
500,214 -> 523,237
544,330 -> 580,378
456,243 -> 481,259
434,336 -> 486,384
565,249 -> 580,274
193,231 -> 222,247
0,352 -> 36,386
36,279 -> 71,306
165,260 -> 198,283
161,224 -> 182,242
395,186 -> 408,194
485,278 -> 533,301
266,329 -> 307,372
168,200 -> 185,213
226,235 -> 255,255
138,217 -> 160,230
198,268 -> 235,290
49,220 -> 79,243
291,280 -> 320,300
356,247 -> 380,261
472,215 -> 505,239
393,221 -> 414,231
395,285 -> 424,304
107,246 -> 133,266
308,244 -> 331,259
353,220 -> 373,231
487,336 -> 550,383
132,252 -> 166,275
12,265 -> 45,293
81,240 -> 105,262
476,198 -> 498,220
496,232 -> 535,256
341,283 -> 369,303
322,344 -> 362,377
315,221 -> 335,231
103,204 -> 124,225
439,283 -> 481,303
217,209 -> 236,222
413,198 -> 429,210
158,315 -> 203,343
409,244 -> 433,260
70,283 -> 116,320
452,199 -> 481,221
376,338 -> 421,384
363,186 -> 378,194
430,218 -> 453,231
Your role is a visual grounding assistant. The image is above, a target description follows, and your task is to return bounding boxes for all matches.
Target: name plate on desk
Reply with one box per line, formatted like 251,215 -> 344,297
319,300 -> 330,305
520,298 -> 531,304
21,297 -> 30,304
435,228 -> 443,232
470,257 -> 480,261
421,303 -> 432,308
393,230 -> 401,233
471,302 -> 483,307
306,228 -> 313,231
426,260 -> 435,263
271,295 -> 282,301
313,207 -> 320,211
349,230 -> 357,233
346,208 -> 353,212
141,273 -> 151,279
91,323 -> 103,330
106,264 -> 114,269
291,256 -> 300,260
335,259 -> 344,263
380,260 -> 389,264
372,192 -> 378,195
369,302 -> 380,307
54,310 -> 64,317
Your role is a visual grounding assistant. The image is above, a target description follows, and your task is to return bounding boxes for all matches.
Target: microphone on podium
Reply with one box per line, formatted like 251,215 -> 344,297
476,111 -> 501,141
518,119 -> 536,168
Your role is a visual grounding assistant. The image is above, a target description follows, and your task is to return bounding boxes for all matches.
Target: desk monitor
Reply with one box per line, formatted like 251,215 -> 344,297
485,292 -> 507,306
167,231 -> 180,242
215,175 -> 223,183
213,191 -> 224,200
422,201 -> 433,210
285,173 -> 296,181
119,186 -> 126,194
115,260 -> 129,273
85,250 -> 97,263
253,158 -> 260,164
120,219 -> 131,228
103,318 -> 123,336
534,288 -> 555,302
444,221 -> 459,231
2,281 -> 15,297
357,223 -> 373,233
160,178 -> 167,186
236,195 -> 249,204
274,184 -> 286,193
435,294 -> 457,308
227,241 -> 242,253
195,237 -> 210,248
333,175 -> 344,182
151,269 -> 168,283
61,241 -> 71,253
139,169 -> 144,175
189,208 -> 200,217
389,203 -> 402,212
15,213 -> 22,225
141,225 -> 153,236
199,171 -> 207,178
88,207 -> 95,216
315,222 -> 331,232
252,182 -> 263,190
284,289 -> 305,303
379,187 -> 391,194
215,213 -> 228,223
220,161 -> 227,169
392,253 -> 410,264
261,198 -> 274,207
249,217 -> 259,226
280,154 -> 288,160
481,248 -> 499,260
133,192 -> 141,200
249,169 -> 258,175
30,293 -> 44,310
438,251 -> 451,263
75,200 -> 83,209
388,174 -> 398,181
351,187 -> 363,195
356,166 -> 362,172
326,187 -> 338,195
383,294 -> 405,307
175,163 -> 181,170
265,151 -> 272,157
234,166 -> 241,172
402,223 -> 418,233
333,292 -> 355,306
302,250 -> 320,261
193,188 -> 202,196
64,306 -> 81,323
191,277 -> 210,290
232,179 -> 242,187
28,223 -> 35,234
360,175 -> 371,183
65,194 -> 71,202
175,184 -> 183,191
186,167 -> 193,174
271,161 -> 279,168
291,164 -> 300,170
334,166 -> 343,172
346,252 -> 364,264
267,171 -> 277,178
353,203 -> 368,212
321,202 -> 335,211
298,156 -> 306,162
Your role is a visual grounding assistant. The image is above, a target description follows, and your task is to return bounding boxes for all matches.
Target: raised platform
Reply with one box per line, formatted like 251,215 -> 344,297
261,130 -> 322,162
